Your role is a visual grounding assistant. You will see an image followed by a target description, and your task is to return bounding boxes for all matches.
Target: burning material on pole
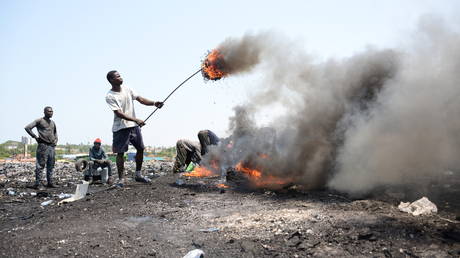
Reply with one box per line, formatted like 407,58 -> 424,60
201,49 -> 228,81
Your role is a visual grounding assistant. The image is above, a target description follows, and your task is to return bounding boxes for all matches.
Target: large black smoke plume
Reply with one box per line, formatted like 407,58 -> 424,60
205,18 -> 460,196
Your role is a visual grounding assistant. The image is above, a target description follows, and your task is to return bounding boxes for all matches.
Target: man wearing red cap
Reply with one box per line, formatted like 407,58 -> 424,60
88,138 -> 112,184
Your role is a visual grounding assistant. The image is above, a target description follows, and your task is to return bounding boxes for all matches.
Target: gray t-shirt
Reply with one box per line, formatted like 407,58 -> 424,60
25,118 -> 58,145
106,86 -> 138,132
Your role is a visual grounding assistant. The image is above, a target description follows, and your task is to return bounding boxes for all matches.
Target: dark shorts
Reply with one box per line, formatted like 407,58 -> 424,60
112,126 -> 145,153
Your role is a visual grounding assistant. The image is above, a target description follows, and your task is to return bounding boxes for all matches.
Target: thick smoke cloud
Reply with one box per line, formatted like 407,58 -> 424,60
217,33 -> 271,75
330,19 -> 460,194
208,18 -> 460,195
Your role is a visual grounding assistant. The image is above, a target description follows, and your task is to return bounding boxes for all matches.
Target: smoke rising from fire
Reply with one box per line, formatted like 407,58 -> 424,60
206,17 -> 460,195
215,33 -> 271,76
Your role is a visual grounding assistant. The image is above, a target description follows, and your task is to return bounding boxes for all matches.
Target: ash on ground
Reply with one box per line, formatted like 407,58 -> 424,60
0,161 -> 459,257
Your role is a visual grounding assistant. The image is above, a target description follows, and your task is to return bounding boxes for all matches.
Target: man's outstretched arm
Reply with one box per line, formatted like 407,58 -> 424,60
136,96 -> 164,108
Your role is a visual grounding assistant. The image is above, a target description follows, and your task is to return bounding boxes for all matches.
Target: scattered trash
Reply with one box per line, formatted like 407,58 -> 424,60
58,181 -> 89,204
398,197 -> 438,216
7,190 -> 16,196
175,179 -> 185,186
57,193 -> 72,199
0,160 -> 163,188
37,192 -> 50,198
183,249 -> 204,258
199,227 -> 219,233
41,200 -> 53,206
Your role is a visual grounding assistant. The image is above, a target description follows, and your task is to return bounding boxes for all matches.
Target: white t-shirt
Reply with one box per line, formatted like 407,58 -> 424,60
106,86 -> 138,132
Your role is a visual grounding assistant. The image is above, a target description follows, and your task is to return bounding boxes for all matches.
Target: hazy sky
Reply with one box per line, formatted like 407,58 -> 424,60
0,0 -> 457,146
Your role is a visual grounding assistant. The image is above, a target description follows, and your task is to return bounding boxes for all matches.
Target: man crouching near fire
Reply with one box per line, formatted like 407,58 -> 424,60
173,130 -> 220,173
105,70 -> 164,184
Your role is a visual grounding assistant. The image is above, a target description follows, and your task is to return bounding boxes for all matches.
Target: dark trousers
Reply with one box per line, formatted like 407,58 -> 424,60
35,143 -> 55,185
90,160 -> 112,177
173,140 -> 201,171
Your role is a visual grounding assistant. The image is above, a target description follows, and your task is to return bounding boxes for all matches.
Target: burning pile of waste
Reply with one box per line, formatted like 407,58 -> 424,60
182,125 -> 296,190
192,20 -> 460,197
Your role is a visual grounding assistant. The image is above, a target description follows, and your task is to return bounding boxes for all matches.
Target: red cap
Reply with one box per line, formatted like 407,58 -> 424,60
94,138 -> 102,143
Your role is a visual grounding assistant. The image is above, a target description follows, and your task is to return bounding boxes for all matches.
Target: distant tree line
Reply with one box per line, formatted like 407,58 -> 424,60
155,147 -> 176,158
0,141 -> 176,159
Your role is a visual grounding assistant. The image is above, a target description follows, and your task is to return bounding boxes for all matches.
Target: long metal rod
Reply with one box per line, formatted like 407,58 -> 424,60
144,68 -> 202,123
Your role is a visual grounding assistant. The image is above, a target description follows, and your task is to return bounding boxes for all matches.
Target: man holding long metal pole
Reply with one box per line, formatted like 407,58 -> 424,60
105,70 -> 164,184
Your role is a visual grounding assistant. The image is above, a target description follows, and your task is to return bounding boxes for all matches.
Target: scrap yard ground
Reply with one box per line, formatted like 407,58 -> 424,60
0,161 -> 459,257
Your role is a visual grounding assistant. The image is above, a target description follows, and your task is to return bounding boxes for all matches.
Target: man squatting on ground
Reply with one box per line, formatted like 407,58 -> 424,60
105,70 -> 164,183
85,138 -> 112,184
173,130 -> 220,172
24,106 -> 58,189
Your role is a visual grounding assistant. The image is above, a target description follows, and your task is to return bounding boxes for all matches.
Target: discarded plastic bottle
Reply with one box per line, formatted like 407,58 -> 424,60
41,200 -> 53,206
185,162 -> 196,172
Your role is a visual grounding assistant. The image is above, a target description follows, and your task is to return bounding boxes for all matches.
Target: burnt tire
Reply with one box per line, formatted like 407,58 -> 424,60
75,159 -> 88,172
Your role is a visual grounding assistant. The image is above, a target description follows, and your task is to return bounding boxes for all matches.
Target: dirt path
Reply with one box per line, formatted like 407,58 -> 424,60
0,163 -> 459,257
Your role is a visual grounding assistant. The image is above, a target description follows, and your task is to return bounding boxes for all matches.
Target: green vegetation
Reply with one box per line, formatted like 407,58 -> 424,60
0,140 -> 26,159
0,140 -> 111,159
0,140 -> 176,159
155,147 -> 176,158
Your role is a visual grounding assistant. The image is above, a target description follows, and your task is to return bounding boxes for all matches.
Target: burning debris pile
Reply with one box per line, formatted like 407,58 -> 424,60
196,19 -> 460,197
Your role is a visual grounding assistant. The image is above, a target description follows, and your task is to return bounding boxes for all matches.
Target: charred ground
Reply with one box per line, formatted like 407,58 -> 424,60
0,161 -> 459,257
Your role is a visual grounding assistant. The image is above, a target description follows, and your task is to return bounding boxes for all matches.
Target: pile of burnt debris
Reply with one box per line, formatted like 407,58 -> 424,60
0,160 -> 173,191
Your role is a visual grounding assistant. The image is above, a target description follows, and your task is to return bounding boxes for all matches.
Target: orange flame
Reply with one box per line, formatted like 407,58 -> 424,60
235,162 -> 262,178
235,162 -> 292,188
259,153 -> 269,159
216,183 -> 230,189
210,159 -> 219,170
183,166 -> 214,177
202,49 -> 228,80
